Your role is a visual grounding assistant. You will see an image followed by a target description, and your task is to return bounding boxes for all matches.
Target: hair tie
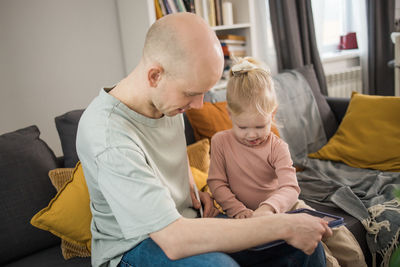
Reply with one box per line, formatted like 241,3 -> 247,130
231,60 -> 257,76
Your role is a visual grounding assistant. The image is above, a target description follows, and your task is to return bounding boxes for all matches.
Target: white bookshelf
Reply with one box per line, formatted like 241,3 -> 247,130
116,0 -> 259,90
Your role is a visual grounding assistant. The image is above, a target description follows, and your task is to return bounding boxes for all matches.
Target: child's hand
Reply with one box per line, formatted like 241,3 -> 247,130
253,204 -> 275,217
234,209 -> 253,219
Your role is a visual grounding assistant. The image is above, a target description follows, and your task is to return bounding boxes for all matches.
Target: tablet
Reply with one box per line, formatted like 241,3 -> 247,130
249,208 -> 344,251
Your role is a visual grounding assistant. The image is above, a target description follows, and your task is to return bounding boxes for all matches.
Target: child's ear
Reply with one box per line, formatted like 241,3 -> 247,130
272,106 -> 278,118
148,65 -> 163,87
227,109 -> 232,120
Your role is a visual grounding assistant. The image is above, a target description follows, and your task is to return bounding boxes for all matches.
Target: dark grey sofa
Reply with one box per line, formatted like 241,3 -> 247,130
0,66 -> 372,266
0,125 -> 91,266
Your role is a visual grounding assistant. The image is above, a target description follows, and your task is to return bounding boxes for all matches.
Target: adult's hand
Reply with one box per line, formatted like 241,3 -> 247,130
283,213 -> 332,255
189,185 -> 219,217
199,191 -> 220,217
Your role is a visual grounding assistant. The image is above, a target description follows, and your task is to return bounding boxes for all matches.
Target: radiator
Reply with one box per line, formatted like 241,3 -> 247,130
325,66 -> 362,97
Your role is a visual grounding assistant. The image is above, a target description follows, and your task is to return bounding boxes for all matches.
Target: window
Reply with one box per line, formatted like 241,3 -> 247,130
311,0 -> 358,54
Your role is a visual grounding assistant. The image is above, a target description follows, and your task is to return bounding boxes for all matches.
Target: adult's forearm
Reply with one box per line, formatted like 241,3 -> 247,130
150,212 -> 330,260
150,215 -> 287,260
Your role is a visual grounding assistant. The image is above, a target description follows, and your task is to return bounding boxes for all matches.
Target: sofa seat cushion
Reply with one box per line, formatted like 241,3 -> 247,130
3,245 -> 91,267
0,126 -> 59,264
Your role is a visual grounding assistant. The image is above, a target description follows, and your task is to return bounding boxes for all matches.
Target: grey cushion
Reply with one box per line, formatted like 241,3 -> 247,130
294,65 -> 338,140
4,245 -> 91,267
55,110 -> 84,168
203,66 -> 338,141
204,89 -> 227,103
0,126 -> 59,264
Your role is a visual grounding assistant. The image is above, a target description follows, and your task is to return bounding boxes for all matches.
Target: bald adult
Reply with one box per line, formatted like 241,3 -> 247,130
76,13 -> 331,267
110,12 -> 224,119
143,13 -> 223,84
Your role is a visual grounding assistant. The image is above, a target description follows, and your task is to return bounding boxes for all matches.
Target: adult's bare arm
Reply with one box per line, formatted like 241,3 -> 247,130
150,212 -> 332,260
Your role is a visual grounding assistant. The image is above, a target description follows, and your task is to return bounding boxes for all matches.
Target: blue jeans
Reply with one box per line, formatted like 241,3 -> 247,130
119,238 -> 326,267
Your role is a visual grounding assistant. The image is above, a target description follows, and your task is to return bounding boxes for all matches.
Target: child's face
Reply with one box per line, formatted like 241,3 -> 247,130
230,111 -> 272,147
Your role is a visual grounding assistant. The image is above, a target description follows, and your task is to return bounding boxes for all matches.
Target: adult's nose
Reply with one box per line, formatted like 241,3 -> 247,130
190,94 -> 204,109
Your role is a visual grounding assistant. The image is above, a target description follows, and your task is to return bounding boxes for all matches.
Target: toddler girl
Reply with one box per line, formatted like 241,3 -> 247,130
208,57 -> 366,267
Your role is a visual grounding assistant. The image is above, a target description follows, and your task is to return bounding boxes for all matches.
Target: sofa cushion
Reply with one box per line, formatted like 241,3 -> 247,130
191,166 -> 208,191
55,110 -> 84,168
30,162 -> 92,250
186,102 -> 233,141
295,65 -> 338,140
272,70 -> 327,164
204,88 -> 228,103
309,92 -> 400,172
48,168 -> 91,259
0,126 -> 59,264
3,244 -> 91,267
187,138 -> 210,174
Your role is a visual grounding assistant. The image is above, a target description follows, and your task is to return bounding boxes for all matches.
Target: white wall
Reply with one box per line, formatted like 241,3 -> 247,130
0,0 -> 126,156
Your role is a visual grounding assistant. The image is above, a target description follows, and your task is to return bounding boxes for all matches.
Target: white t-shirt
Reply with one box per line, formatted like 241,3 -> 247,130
76,88 -> 197,267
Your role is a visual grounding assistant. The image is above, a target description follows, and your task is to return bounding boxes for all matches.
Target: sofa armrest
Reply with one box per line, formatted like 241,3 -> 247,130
325,97 -> 350,125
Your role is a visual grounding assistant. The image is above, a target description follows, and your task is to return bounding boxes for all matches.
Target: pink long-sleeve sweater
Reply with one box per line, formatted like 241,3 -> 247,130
208,129 -> 300,217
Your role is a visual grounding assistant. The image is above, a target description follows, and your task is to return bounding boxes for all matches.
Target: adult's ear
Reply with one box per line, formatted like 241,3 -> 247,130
148,65 -> 163,87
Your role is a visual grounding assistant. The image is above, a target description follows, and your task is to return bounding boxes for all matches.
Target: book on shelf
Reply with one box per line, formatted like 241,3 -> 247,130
219,39 -> 246,45
158,0 -> 167,16
201,0 -> 209,25
155,0 -> 163,19
163,0 -> 173,14
217,34 -> 246,41
221,45 -> 246,58
207,0 -> 216,27
214,0 -> 222,26
167,0 -> 178,13
154,0 -> 227,27
183,0 -> 195,12
194,0 -> 203,17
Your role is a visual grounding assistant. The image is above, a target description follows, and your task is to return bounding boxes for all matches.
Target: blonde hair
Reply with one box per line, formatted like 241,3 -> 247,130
227,57 -> 277,117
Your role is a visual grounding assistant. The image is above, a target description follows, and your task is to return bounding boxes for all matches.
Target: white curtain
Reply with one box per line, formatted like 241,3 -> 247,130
351,0 -> 369,94
253,0 -> 279,74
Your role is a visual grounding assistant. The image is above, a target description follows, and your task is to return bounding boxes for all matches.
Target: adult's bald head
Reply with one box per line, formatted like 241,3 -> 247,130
142,13 -> 224,85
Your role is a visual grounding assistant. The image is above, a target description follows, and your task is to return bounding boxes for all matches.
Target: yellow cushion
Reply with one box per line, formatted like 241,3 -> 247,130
187,138 -> 210,174
190,166 -> 225,214
308,92 -> 400,172
186,102 -> 233,142
47,168 -> 91,259
30,139 -> 213,251
30,162 -> 92,250
190,166 -> 208,191
186,101 -> 280,142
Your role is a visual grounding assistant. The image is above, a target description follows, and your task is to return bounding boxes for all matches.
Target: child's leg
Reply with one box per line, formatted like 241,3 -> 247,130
291,200 -> 367,267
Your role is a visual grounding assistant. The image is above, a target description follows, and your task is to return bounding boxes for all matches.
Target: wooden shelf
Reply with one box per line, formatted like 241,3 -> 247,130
212,23 -> 251,31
